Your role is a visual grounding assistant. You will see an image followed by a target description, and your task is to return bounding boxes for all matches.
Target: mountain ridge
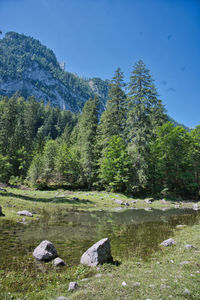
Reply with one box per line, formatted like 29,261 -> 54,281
0,31 -> 109,112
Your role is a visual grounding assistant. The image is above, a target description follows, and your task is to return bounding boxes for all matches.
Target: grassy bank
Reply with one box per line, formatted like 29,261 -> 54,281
0,187 -> 200,299
1,187 -> 199,221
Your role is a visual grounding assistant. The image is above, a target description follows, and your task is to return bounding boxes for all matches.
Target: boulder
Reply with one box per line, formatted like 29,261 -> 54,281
80,238 -> 113,266
115,199 -> 123,205
17,210 -> 33,217
68,281 -> 78,291
53,257 -> 66,267
160,238 -> 175,247
0,206 -> 5,217
33,240 -> 58,261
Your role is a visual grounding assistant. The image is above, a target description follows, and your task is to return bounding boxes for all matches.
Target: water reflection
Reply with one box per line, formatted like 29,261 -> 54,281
0,208 -> 199,272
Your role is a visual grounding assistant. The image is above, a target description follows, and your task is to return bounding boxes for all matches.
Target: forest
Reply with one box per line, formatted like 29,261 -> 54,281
0,60 -> 199,199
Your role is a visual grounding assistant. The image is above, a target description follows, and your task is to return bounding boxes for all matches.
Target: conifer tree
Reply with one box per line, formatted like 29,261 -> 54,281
126,60 -> 166,189
97,67 -> 127,150
75,96 -> 99,187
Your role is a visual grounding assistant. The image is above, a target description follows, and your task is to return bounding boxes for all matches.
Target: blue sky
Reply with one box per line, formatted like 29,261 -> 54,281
0,0 -> 199,128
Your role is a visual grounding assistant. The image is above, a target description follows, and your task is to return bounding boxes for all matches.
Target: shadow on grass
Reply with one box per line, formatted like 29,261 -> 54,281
0,191 -> 93,205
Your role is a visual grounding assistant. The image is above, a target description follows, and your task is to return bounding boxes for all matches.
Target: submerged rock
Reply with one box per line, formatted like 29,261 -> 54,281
80,238 -> 113,266
33,240 -> 58,262
160,238 -> 175,247
17,210 -> 33,217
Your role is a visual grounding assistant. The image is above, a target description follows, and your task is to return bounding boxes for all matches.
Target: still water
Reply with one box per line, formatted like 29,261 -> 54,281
0,208 -> 199,272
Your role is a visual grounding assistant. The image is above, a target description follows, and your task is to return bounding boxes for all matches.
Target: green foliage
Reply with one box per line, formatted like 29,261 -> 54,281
126,60 -> 166,188
97,68 -> 127,149
148,122 -> 195,197
99,136 -> 131,192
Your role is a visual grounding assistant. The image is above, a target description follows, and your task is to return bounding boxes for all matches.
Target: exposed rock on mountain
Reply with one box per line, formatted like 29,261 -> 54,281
0,32 -> 109,112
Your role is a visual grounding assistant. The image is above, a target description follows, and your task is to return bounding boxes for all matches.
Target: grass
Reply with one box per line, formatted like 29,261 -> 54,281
0,187 -> 200,299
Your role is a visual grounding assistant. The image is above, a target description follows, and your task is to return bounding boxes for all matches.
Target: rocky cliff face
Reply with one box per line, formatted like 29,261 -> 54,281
0,32 -> 109,112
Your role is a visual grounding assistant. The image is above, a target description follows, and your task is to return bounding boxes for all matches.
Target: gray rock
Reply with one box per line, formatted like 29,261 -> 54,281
145,207 -> 152,211
53,257 -> 66,266
17,210 -> 33,217
123,202 -> 130,206
95,273 -> 102,278
131,200 -> 138,203
115,207 -> 123,211
176,224 -> 186,228
80,238 -> 113,266
133,282 -> 140,287
193,204 -> 199,211
145,198 -> 153,204
115,199 -> 123,205
160,238 -> 175,247
57,297 -> 67,300
33,240 -> 58,261
180,261 -> 190,265
183,288 -> 190,295
0,206 -> 5,216
68,281 -> 78,291
184,244 -> 196,249
175,204 -> 180,208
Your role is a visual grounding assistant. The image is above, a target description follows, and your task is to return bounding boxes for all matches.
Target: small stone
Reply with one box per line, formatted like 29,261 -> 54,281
68,281 -> 78,291
95,273 -> 102,278
180,261 -> 190,265
175,205 -> 180,208
149,284 -> 155,288
133,282 -> 140,287
115,199 -> 123,205
185,244 -> 196,249
176,224 -> 185,228
53,257 -> 66,267
160,284 -> 167,289
123,202 -> 130,206
17,210 -> 33,217
122,281 -> 127,286
145,198 -> 153,204
57,297 -> 67,300
193,204 -> 199,211
131,200 -> 138,203
72,197 -> 79,201
160,238 -> 175,247
145,207 -> 152,211
115,207 -> 123,211
183,288 -> 190,295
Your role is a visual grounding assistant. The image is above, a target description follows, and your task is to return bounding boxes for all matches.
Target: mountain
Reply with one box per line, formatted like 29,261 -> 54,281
0,32 -> 109,112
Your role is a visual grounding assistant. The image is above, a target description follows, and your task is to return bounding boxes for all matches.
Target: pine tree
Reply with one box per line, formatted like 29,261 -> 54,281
97,68 -> 127,149
126,60 -> 166,189
75,96 -> 99,187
